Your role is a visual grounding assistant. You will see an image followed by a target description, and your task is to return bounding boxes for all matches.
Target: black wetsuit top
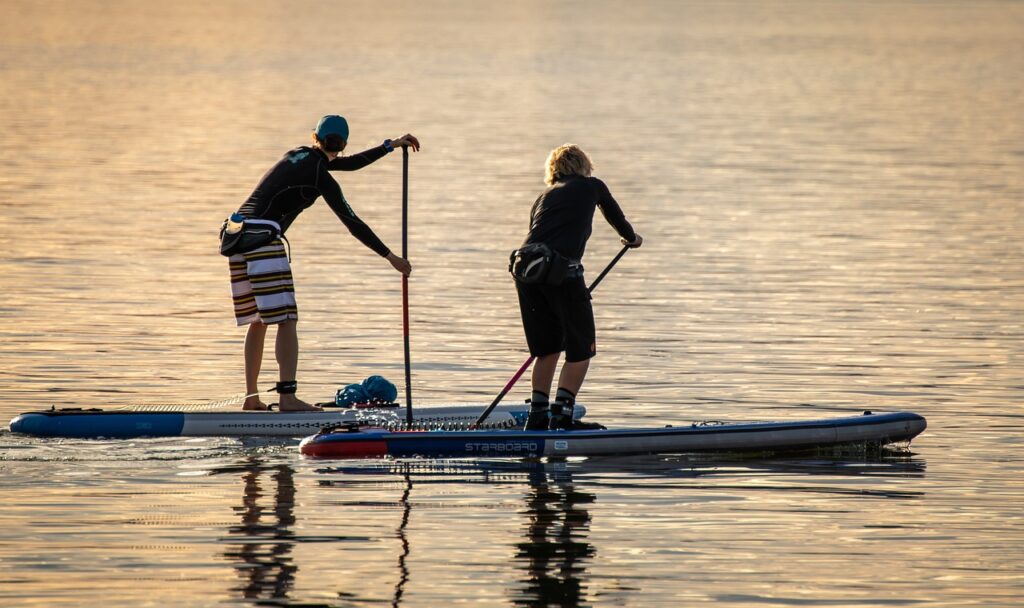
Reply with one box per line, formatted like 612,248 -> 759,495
237,145 -> 392,257
522,175 -> 636,261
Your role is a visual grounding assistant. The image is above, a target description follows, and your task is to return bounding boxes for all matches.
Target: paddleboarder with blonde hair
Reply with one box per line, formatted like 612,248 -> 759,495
513,144 -> 643,430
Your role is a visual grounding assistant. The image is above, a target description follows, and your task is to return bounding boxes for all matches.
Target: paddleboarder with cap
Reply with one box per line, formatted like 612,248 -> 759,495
514,144 -> 643,430
227,115 -> 418,411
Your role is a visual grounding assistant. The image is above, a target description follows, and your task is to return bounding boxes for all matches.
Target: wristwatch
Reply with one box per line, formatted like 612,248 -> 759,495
382,139 -> 394,153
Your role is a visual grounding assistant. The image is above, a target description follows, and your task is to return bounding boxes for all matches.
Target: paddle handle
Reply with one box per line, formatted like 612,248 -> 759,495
473,245 -> 632,427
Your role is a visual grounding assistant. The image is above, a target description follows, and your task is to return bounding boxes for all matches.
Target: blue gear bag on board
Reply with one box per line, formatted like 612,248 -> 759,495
334,375 -> 398,407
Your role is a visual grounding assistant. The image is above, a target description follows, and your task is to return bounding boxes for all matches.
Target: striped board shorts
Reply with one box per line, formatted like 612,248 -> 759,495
229,240 -> 298,325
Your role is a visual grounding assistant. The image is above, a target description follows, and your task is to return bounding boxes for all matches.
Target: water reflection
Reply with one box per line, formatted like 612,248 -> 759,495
314,453 -> 925,606
316,459 -> 598,607
513,465 -> 595,607
206,453 -> 926,606
218,459 -> 299,603
392,466 -> 413,607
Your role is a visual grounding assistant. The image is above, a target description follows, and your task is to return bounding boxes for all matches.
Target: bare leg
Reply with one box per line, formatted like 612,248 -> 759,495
243,322 -> 269,411
275,320 -> 321,412
556,359 -> 591,396
532,352 -> 560,396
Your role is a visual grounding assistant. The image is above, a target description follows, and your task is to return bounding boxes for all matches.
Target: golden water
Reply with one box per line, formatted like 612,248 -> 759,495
1,1 -> 1022,606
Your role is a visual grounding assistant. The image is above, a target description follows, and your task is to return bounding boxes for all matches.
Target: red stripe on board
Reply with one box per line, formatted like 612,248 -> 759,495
300,439 -> 388,459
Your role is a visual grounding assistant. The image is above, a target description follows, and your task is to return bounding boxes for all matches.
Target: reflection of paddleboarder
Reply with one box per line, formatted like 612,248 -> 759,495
382,462 -> 595,607
513,465 -> 597,606
226,115 -> 418,411
514,144 -> 643,430
310,460 -> 596,606
222,460 -> 298,601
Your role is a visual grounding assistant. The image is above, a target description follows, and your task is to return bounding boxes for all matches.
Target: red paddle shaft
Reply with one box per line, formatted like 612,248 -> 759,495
402,146 -> 413,425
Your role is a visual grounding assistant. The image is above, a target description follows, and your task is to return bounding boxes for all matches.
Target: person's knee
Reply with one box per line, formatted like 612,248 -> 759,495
562,358 -> 591,374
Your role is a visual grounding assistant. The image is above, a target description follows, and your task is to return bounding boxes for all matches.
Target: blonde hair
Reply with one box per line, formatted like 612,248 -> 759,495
544,144 -> 593,186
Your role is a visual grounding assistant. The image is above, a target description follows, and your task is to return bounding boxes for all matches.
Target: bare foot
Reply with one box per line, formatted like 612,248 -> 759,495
242,397 -> 269,411
278,394 -> 323,412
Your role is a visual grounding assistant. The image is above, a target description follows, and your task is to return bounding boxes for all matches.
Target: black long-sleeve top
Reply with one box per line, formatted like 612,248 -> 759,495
237,145 -> 392,257
522,176 -> 636,262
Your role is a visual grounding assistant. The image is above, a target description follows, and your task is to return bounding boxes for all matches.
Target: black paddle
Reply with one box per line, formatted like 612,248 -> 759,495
473,244 -> 631,427
402,146 -> 413,425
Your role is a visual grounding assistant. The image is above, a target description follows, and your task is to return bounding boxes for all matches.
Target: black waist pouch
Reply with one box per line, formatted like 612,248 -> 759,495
219,218 -> 282,257
509,243 -> 570,285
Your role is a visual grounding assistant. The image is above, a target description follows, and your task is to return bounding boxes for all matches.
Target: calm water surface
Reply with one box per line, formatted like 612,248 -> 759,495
1,1 -> 1022,606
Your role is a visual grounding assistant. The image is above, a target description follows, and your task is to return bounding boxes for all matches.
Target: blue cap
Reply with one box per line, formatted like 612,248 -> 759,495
315,115 -> 349,141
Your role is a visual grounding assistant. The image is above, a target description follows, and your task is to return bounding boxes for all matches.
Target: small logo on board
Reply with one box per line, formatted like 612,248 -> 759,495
465,442 -> 539,454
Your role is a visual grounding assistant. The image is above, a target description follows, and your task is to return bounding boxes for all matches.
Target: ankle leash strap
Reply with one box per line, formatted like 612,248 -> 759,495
275,381 -> 298,395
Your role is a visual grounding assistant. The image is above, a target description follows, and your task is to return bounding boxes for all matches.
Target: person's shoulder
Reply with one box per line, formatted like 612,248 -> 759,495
281,146 -> 321,166
582,175 -> 611,194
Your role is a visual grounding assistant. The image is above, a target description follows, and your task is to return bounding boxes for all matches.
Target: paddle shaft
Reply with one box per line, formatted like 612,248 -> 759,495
402,146 -> 413,425
473,244 -> 631,427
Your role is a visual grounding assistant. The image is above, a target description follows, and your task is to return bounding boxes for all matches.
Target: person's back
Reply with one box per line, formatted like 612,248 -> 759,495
239,147 -> 324,233
525,175 -> 634,263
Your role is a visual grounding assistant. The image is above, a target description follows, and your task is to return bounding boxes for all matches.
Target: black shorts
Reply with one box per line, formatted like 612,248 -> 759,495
516,276 -> 596,362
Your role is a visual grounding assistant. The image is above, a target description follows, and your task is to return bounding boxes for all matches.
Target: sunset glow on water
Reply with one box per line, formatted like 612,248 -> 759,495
1,1 -> 1022,605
